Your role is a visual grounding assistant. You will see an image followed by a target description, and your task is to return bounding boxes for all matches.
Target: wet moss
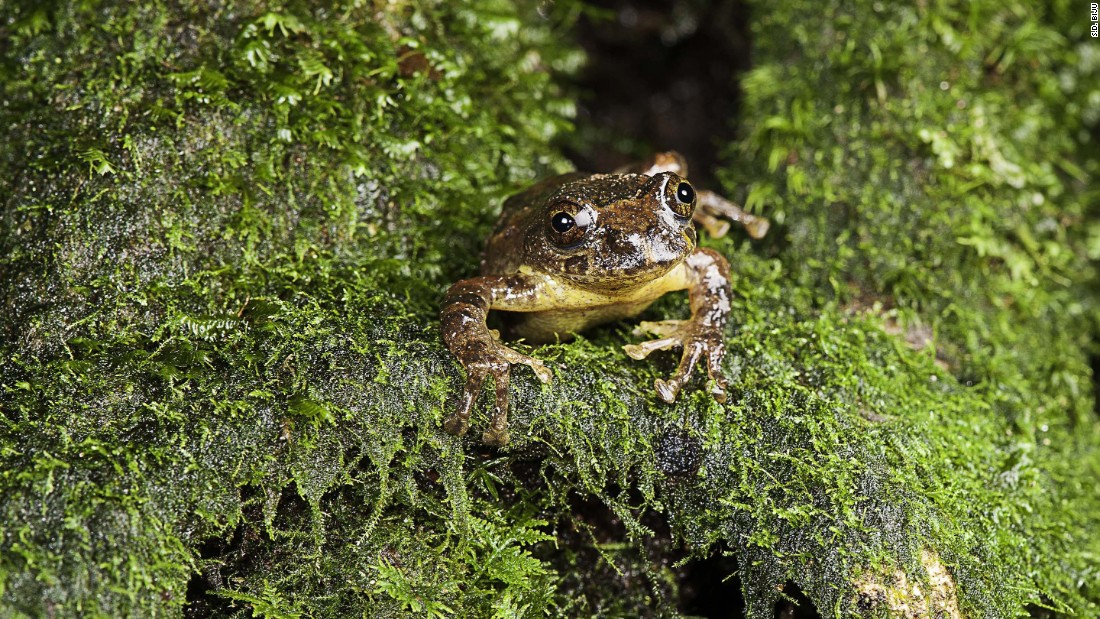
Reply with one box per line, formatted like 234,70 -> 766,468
723,0 -> 1100,615
1,0 -> 1098,618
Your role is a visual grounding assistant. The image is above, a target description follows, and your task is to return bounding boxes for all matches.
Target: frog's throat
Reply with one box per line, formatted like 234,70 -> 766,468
518,262 -> 689,306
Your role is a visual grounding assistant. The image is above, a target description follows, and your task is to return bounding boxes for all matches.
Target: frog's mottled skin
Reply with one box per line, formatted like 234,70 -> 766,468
441,152 -> 769,445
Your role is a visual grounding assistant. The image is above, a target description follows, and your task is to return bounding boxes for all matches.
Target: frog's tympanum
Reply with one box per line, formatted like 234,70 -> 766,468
441,152 -> 769,445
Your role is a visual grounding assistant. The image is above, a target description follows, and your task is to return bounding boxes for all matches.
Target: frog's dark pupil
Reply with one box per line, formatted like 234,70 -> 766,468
551,212 -> 575,234
676,182 -> 695,204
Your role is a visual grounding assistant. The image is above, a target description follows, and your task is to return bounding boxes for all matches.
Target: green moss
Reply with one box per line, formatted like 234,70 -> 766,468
724,0 -> 1100,614
1,0 -> 1098,617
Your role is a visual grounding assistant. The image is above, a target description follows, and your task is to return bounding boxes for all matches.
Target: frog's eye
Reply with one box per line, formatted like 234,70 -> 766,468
551,212 -> 575,233
655,173 -> 695,220
548,207 -> 592,246
676,182 -> 695,204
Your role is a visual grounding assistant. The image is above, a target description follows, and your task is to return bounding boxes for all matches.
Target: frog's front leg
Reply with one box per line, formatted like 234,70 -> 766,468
623,248 -> 731,403
441,275 -> 553,445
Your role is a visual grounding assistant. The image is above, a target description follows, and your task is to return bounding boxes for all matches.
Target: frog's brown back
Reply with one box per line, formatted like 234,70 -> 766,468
479,172 -> 587,276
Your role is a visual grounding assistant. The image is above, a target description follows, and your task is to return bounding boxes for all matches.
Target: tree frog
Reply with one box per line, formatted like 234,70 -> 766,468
441,152 -> 768,445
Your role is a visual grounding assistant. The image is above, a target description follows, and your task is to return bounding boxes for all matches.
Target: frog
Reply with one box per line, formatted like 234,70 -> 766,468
440,151 -> 769,445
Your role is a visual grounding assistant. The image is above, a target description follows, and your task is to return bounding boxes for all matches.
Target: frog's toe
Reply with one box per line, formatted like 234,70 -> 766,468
624,337 -> 677,360
627,321 -> 687,359
745,217 -> 770,240
708,368 -> 729,402
709,220 -> 732,238
657,340 -> 708,403
633,320 -> 687,338
443,371 -> 484,436
482,427 -> 510,446
654,378 -> 681,404
694,212 -> 731,238
443,414 -> 470,436
705,343 -> 728,380
497,346 -> 553,383
709,381 -> 728,403
526,358 -> 554,384
702,339 -> 729,403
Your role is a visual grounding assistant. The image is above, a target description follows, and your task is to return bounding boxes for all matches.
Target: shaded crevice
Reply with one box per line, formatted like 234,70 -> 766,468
565,0 -> 752,186
1025,597 -> 1057,618
774,581 -> 822,619
183,484 -> 278,619
538,490 -> 749,617
678,543 -> 745,619
538,492 -> 679,613
183,525 -> 242,619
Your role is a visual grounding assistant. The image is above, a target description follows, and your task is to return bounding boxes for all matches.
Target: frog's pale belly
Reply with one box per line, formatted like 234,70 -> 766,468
506,299 -> 658,343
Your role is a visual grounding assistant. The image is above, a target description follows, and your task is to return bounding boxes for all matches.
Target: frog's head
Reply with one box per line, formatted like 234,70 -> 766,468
525,172 -> 698,290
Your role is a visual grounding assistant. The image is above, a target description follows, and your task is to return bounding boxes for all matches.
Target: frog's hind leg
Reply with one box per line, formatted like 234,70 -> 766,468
695,190 -> 770,239
613,151 -> 689,177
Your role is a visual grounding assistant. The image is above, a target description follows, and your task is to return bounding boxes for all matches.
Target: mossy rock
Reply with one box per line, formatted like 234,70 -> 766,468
1,0 -> 1098,617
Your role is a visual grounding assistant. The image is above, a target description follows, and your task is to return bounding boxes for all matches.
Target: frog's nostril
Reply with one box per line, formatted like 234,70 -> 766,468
606,230 -> 630,252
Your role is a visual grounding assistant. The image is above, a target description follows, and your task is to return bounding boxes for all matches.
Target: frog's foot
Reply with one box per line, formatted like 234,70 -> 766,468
623,320 -> 728,404
443,343 -> 552,445
695,190 -> 769,239
692,210 -> 731,239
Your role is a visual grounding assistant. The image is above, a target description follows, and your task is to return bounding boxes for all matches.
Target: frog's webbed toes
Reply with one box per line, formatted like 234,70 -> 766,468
479,344 -> 551,445
624,321 -> 687,360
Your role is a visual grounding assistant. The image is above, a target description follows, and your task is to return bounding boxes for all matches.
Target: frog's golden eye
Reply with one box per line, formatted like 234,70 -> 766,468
663,177 -> 695,219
